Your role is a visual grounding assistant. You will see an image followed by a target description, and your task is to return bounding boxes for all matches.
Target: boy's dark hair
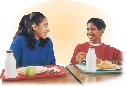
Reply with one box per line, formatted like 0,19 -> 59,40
87,18 -> 106,30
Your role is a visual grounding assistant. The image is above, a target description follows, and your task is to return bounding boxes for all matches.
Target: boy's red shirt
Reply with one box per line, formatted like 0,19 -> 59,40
70,42 -> 122,65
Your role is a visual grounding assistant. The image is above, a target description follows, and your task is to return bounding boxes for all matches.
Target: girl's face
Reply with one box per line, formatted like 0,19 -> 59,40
87,22 -> 104,44
33,18 -> 50,39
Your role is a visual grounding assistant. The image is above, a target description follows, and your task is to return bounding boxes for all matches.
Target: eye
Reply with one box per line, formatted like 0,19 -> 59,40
44,24 -> 47,27
91,28 -> 96,31
44,23 -> 48,27
87,28 -> 89,30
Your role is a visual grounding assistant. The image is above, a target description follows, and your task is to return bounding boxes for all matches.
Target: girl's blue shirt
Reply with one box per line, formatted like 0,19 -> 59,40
10,35 -> 56,67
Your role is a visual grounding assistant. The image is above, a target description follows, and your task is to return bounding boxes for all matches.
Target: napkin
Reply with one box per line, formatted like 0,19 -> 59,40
76,63 -> 86,71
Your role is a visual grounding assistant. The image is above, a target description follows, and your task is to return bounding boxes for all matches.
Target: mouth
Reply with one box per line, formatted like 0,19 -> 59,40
88,36 -> 92,39
44,32 -> 48,36
88,35 -> 94,39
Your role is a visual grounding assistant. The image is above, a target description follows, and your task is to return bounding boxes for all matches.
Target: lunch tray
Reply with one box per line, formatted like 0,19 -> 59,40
76,63 -> 122,74
0,65 -> 66,81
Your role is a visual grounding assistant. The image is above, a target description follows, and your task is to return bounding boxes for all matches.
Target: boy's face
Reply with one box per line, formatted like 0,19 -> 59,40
87,22 -> 104,44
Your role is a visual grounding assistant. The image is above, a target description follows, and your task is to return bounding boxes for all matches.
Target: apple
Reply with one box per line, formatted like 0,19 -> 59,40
25,67 -> 36,76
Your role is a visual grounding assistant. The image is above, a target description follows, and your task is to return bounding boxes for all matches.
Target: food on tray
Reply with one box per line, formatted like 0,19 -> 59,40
25,67 -> 36,76
96,60 -> 120,69
29,66 -> 46,73
16,67 -> 26,74
16,66 -> 61,75
16,66 -> 46,74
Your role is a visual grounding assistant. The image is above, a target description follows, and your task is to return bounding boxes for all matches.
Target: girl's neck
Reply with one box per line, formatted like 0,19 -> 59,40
34,32 -> 40,40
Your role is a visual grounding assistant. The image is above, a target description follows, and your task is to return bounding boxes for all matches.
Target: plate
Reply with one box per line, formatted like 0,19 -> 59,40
16,65 -> 62,74
97,65 -> 121,71
97,63 -> 121,69
98,69 -> 118,71
16,66 -> 47,74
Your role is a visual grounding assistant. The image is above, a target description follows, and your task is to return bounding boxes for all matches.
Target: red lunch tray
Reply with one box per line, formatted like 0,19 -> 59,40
0,65 -> 66,81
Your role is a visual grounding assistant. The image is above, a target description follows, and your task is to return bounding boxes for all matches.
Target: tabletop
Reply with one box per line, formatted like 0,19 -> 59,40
66,65 -> 122,84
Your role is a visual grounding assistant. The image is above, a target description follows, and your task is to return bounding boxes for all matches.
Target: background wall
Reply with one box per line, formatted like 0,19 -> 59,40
10,0 -> 114,64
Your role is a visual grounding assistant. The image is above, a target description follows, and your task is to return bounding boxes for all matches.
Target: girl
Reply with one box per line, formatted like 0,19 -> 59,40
10,12 -> 56,67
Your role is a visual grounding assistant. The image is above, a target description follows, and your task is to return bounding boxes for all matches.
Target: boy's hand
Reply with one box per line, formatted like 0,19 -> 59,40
96,58 -> 102,64
76,52 -> 86,63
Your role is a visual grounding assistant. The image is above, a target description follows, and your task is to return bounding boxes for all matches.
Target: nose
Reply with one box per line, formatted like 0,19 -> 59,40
87,29 -> 92,34
87,29 -> 93,33
87,29 -> 93,36
47,27 -> 50,32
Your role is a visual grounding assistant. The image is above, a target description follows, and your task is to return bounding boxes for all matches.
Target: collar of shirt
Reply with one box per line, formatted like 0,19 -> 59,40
89,42 -> 102,46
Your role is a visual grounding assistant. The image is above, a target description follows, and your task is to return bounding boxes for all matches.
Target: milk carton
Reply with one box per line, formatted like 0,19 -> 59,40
4,50 -> 18,78
86,47 -> 96,72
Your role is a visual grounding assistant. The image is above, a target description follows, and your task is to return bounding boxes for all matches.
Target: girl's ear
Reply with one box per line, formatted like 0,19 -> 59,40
32,23 -> 37,30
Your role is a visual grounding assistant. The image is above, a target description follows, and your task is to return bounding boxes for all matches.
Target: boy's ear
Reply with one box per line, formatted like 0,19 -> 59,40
101,28 -> 105,35
32,23 -> 37,30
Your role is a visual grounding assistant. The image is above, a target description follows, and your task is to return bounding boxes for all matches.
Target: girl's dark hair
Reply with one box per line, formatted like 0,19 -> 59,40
14,12 -> 48,50
87,18 -> 106,30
